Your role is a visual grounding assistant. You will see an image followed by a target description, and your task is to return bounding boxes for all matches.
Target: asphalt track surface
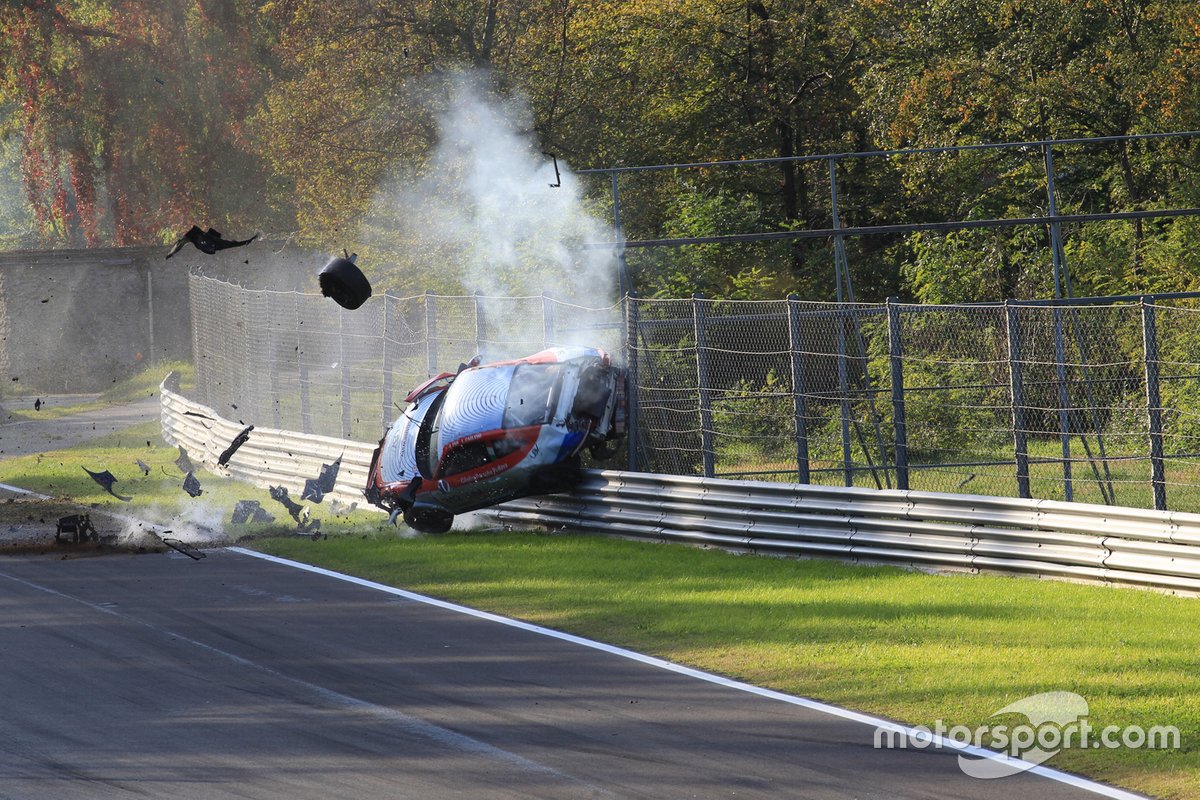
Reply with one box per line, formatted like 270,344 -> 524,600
0,546 -> 1145,799
0,395 -> 160,460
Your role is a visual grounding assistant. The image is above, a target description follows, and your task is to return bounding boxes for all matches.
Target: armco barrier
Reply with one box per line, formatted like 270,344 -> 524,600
161,373 -> 1200,594
160,373 -> 375,508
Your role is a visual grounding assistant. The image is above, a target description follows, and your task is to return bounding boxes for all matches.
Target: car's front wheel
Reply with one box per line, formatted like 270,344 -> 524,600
403,506 -> 454,534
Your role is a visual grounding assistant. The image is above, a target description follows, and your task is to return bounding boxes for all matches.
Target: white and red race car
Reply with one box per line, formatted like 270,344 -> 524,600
365,346 -> 626,532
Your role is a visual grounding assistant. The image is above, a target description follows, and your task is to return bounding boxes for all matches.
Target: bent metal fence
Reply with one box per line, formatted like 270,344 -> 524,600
189,272 -> 1200,513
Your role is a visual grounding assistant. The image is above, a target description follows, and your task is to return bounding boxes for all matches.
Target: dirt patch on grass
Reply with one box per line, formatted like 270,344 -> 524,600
0,497 -> 171,556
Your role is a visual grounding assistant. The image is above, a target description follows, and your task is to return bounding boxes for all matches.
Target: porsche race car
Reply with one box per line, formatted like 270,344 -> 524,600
365,346 -> 626,532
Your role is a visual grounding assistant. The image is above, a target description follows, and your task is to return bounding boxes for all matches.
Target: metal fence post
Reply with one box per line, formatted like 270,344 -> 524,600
624,294 -> 641,471
1006,302 -> 1032,499
268,296 -> 281,428
887,298 -> 909,490
340,308 -> 352,438
611,172 -> 633,298
786,295 -> 811,484
1141,299 -> 1167,510
382,296 -> 393,430
299,357 -> 312,435
1052,304 -> 1074,501
1044,144 -> 1071,299
473,292 -> 485,357
425,291 -> 439,376
836,309 -> 853,487
542,293 -> 556,348
693,294 -> 715,478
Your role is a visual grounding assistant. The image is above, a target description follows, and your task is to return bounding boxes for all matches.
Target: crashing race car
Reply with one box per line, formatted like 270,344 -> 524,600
365,346 -> 627,533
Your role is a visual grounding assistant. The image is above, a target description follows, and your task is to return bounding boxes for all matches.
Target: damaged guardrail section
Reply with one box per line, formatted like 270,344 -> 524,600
161,372 -> 1200,594
160,373 -> 374,508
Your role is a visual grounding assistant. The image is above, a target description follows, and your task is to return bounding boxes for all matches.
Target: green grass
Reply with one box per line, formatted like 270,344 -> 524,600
0,415 -> 381,538
251,531 -> 1200,800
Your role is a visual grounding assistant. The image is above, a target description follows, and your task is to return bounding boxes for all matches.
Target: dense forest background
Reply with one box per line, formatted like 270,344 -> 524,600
2,0 -> 1199,302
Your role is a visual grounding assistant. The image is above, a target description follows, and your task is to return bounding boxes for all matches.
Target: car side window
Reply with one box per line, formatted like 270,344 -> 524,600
504,364 -> 562,428
440,441 -> 493,477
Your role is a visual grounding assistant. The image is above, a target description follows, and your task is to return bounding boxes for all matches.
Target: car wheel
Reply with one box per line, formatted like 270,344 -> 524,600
318,256 -> 373,310
403,506 -> 454,534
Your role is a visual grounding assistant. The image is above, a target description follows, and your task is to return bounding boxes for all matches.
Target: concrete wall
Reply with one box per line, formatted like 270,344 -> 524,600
0,247 -> 193,393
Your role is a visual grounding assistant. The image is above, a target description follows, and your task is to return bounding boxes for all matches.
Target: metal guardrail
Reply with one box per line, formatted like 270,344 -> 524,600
161,373 -> 1200,594
493,473 -> 1200,595
160,373 -> 375,509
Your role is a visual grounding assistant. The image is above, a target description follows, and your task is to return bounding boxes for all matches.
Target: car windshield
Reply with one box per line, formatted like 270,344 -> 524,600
503,363 -> 563,429
415,390 -> 447,479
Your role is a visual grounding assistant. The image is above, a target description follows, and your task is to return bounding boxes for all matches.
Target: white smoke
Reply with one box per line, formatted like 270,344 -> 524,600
361,74 -> 619,303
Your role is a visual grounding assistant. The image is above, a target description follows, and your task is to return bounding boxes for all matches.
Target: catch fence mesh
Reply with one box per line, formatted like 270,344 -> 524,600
190,273 -> 1200,512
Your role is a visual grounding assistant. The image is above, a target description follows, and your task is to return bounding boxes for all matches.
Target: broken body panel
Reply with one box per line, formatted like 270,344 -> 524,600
365,346 -> 625,532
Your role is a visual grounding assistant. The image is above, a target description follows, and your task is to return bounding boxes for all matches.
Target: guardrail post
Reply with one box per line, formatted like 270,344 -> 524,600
382,296 -> 393,429
624,294 -> 641,471
693,294 -> 715,478
425,291 -> 439,377
1141,298 -> 1167,510
887,298 -> 909,490
1006,302 -> 1032,499
786,295 -> 811,484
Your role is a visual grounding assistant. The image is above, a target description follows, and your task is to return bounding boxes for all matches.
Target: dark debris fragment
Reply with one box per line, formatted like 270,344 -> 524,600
183,472 -> 203,497
83,467 -> 132,502
166,226 -> 258,259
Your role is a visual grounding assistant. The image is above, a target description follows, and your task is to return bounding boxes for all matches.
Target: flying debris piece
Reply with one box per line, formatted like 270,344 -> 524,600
159,536 -> 205,560
296,517 -> 323,539
183,472 -> 203,497
301,456 -> 342,503
218,424 -> 254,466
56,514 -> 99,544
543,152 -> 562,187
318,253 -> 372,310
175,445 -> 196,474
135,459 -> 152,476
83,467 -> 132,502
269,485 -> 307,523
329,499 -> 357,517
165,226 -> 258,259
231,499 -> 275,525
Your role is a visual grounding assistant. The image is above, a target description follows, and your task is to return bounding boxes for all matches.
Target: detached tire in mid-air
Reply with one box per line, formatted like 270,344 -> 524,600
403,506 -> 454,534
319,256 -> 373,310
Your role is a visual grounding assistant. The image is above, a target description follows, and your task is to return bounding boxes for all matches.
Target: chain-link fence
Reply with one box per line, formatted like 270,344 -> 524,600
190,272 -> 1200,512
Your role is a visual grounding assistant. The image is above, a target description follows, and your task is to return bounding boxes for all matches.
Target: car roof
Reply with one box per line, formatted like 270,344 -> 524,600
434,363 -> 518,454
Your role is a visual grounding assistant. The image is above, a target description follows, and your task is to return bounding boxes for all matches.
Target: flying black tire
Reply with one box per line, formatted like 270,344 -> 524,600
318,256 -> 373,310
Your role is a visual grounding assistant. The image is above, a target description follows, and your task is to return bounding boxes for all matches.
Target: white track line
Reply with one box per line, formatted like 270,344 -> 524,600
232,546 -> 1150,799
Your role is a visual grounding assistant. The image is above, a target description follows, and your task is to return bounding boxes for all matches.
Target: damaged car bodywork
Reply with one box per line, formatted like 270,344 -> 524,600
365,346 -> 626,532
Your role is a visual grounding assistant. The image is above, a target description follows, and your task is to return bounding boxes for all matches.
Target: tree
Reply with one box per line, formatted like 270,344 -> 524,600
0,0 -> 275,247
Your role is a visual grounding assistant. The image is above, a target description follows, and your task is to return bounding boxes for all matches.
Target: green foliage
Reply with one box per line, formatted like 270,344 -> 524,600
2,0 -> 1200,306
711,369 -> 795,457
